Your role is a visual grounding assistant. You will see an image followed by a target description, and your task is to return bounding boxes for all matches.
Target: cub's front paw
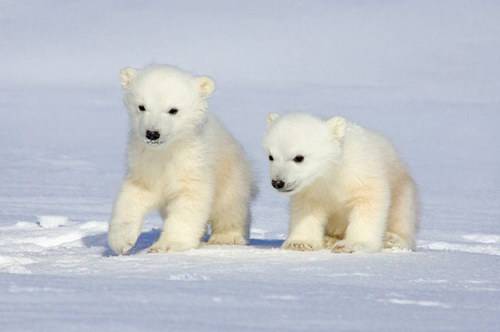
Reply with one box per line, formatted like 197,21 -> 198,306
208,232 -> 247,245
282,239 -> 323,251
148,239 -> 199,253
108,223 -> 140,255
332,240 -> 380,254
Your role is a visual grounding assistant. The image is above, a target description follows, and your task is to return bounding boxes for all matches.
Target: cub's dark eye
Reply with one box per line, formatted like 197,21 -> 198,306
293,155 -> 304,163
168,108 -> 178,115
138,105 -> 146,111
269,155 -> 274,161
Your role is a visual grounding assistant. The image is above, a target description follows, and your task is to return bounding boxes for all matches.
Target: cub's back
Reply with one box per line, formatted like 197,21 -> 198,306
342,123 -> 410,184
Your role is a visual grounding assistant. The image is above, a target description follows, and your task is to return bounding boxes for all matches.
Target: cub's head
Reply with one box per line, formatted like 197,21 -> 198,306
263,113 -> 346,195
120,65 -> 215,148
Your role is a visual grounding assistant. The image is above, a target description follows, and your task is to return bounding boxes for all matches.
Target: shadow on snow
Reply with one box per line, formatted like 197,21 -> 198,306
82,229 -> 283,257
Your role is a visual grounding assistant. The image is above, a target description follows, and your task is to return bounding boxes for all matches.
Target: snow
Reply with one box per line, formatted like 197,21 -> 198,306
1,1 -> 499,331
37,215 -> 69,229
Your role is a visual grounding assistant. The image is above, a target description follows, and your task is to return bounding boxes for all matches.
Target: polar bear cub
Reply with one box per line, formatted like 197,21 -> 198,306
263,113 -> 418,253
108,65 -> 253,255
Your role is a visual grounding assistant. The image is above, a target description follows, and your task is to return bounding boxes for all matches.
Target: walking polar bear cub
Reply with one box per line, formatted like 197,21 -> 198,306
264,113 -> 418,253
108,65 -> 253,255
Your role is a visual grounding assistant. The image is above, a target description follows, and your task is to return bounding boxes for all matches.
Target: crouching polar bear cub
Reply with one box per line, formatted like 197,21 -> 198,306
264,113 -> 418,253
108,65 -> 253,255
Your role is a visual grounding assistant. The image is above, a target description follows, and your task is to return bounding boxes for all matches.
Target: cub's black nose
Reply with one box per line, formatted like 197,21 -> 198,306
146,130 -> 160,141
272,179 -> 285,190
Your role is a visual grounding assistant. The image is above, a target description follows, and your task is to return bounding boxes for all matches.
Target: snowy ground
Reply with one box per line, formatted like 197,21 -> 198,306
1,1 -> 500,331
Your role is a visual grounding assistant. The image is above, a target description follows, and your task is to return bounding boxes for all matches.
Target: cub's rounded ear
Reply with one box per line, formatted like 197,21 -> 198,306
326,116 -> 347,140
120,67 -> 138,89
196,76 -> 216,98
267,113 -> 280,127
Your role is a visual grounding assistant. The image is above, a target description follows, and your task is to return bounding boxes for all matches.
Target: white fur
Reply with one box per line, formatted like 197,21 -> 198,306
108,65 -> 253,255
263,113 -> 418,253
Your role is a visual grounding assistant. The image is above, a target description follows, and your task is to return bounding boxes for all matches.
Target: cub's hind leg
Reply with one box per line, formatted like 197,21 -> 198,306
324,212 -> 347,249
208,158 -> 251,245
385,176 -> 418,250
